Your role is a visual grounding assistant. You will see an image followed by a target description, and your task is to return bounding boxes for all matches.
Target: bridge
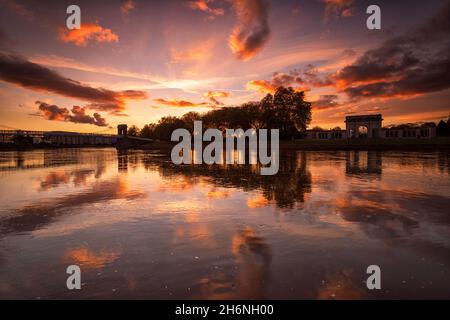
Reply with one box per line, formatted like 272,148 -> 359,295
0,124 -> 152,148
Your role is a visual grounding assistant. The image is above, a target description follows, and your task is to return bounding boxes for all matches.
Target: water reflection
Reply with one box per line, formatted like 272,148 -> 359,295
346,151 -> 382,176
317,269 -> 364,300
0,176 -> 146,235
64,246 -> 121,270
156,151 -> 312,209
198,228 -> 272,299
0,148 -> 449,299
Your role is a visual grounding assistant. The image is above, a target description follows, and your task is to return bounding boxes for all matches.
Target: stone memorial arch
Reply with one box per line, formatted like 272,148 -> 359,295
345,114 -> 383,139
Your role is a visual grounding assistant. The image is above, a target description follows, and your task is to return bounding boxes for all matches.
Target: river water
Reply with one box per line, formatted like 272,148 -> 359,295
0,148 -> 449,299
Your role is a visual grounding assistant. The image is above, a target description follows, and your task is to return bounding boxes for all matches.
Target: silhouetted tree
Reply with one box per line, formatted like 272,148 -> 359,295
134,86 -> 312,141
140,124 -> 156,139
260,87 -> 311,139
437,120 -> 448,136
127,125 -> 140,137
153,116 -> 186,141
180,111 -> 202,134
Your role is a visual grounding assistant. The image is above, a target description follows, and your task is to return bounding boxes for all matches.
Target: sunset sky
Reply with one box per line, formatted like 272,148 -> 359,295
0,0 -> 449,133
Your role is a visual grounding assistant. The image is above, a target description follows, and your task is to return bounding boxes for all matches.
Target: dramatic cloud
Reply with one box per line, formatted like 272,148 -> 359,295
246,79 -> 276,94
0,0 -> 34,20
247,65 -> 331,94
189,0 -> 224,19
229,0 -> 271,60
336,0 -> 450,100
322,0 -> 354,23
58,23 -> 119,47
36,102 -> 109,127
301,65 -> 334,87
312,94 -> 340,110
203,91 -> 230,105
153,98 -> 211,108
271,72 -> 303,88
0,52 -> 147,113
121,0 -> 135,18
37,101 -> 69,121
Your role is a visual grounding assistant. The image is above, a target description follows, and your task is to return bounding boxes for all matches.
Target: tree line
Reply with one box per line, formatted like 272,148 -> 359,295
127,87 -> 312,141
437,118 -> 450,136
126,85 -> 450,140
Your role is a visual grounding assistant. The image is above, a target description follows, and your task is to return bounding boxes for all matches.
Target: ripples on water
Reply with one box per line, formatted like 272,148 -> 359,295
0,148 -> 449,299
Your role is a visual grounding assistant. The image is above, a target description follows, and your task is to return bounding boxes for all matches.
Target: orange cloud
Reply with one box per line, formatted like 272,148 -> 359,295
229,0 -> 271,60
153,98 -> 211,108
322,0 -> 354,22
0,52 -> 147,114
246,79 -> 308,94
58,23 -> 119,47
36,102 -> 109,127
246,80 -> 276,94
189,0 -> 224,19
204,91 -> 230,105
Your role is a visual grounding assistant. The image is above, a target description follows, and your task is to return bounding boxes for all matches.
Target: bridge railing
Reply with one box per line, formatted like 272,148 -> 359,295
0,130 -> 117,137
0,130 -> 46,135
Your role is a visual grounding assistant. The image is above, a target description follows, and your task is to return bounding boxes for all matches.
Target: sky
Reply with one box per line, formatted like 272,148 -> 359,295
0,0 -> 449,133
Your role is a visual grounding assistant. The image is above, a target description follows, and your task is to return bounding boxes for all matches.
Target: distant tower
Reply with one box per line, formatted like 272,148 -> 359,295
118,124 -> 128,136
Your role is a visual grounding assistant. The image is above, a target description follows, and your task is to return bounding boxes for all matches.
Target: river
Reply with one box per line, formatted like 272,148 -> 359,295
0,148 -> 449,299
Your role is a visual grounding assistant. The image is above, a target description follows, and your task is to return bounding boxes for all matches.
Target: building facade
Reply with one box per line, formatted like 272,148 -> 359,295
306,114 -> 436,140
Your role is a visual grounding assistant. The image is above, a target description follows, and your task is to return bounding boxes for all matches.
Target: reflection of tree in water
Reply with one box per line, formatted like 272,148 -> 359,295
438,151 -> 450,176
152,151 -> 312,209
144,152 -> 311,208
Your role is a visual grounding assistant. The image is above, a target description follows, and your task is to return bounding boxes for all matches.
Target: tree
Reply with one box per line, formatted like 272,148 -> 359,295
140,123 -> 156,139
153,116 -> 186,141
437,120 -> 447,136
261,87 -> 311,139
181,111 -> 201,133
127,125 -> 140,137
133,86 -> 312,141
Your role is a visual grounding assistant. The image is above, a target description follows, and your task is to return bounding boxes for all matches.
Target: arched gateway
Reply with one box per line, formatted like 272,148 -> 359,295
345,114 -> 383,139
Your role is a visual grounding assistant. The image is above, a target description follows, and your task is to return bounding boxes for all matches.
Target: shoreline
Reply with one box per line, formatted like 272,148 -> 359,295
279,137 -> 450,151
1,137 -> 450,152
